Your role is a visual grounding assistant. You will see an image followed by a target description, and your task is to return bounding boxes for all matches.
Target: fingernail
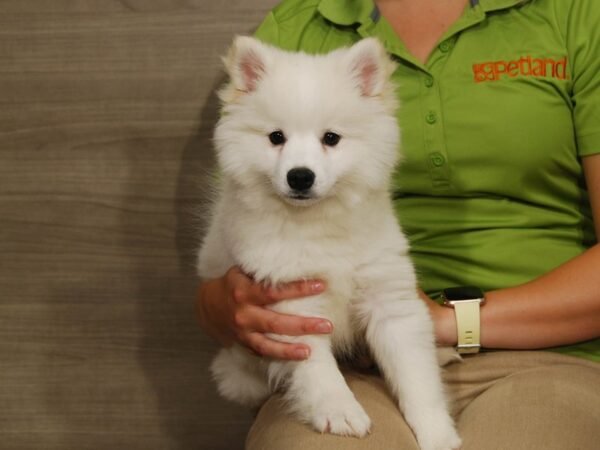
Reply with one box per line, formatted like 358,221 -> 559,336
293,348 -> 309,359
310,281 -> 325,292
315,321 -> 332,333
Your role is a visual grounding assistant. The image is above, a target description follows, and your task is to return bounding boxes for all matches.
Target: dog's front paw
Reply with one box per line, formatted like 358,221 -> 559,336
416,423 -> 462,450
309,394 -> 371,437
406,408 -> 461,450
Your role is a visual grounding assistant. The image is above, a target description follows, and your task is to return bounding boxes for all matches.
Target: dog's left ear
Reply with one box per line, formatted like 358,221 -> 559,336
345,38 -> 394,97
224,36 -> 272,93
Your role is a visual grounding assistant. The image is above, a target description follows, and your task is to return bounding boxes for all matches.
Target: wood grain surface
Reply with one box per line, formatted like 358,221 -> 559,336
0,1 -> 279,448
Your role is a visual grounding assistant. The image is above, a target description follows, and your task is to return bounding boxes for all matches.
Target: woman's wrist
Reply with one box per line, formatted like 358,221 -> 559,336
418,288 -> 458,346
431,303 -> 458,347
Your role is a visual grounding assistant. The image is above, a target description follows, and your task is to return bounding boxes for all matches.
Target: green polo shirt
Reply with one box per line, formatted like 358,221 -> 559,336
253,0 -> 600,361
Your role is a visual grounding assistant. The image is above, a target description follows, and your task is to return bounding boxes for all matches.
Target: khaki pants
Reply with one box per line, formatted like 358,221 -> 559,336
246,351 -> 600,450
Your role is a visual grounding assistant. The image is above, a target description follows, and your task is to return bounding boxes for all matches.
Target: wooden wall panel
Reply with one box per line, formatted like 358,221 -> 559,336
0,1 -> 279,448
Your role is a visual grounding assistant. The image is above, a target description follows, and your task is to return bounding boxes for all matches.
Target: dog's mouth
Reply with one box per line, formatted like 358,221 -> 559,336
283,190 -> 321,206
289,193 -> 312,200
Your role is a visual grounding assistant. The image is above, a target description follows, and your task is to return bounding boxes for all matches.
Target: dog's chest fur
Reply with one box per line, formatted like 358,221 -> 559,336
222,189 -> 378,285
219,189 -> 393,352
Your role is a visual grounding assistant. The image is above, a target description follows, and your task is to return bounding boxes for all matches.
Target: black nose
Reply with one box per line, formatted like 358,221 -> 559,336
287,167 -> 315,191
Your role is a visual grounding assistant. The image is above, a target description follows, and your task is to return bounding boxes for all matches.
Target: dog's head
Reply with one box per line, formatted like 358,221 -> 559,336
215,36 -> 400,209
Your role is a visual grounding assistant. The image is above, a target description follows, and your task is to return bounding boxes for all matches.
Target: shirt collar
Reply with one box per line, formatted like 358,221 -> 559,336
317,0 -> 529,26
477,0 -> 530,12
317,0 -> 376,26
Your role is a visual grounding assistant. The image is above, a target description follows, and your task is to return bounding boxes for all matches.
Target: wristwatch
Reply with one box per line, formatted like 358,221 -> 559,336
441,286 -> 485,354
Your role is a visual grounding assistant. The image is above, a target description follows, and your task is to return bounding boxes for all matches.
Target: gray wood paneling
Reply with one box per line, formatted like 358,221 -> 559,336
0,1 -> 279,448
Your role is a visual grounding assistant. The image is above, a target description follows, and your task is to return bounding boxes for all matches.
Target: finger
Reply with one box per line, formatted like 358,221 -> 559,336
226,266 -> 327,305
225,266 -> 255,305
248,307 -> 333,336
225,266 -> 251,284
244,332 -> 311,360
252,279 -> 327,305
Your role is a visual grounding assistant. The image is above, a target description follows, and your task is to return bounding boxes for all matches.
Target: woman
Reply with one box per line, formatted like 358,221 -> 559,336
196,0 -> 600,448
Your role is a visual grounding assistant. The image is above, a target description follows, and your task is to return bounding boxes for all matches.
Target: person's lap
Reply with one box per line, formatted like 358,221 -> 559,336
246,351 -> 600,450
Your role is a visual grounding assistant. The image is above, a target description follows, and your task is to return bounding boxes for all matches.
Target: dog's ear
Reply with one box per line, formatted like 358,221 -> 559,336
224,36 -> 271,93
345,38 -> 394,97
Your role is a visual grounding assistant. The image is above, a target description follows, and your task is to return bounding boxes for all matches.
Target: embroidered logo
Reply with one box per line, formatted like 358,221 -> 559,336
473,56 -> 568,83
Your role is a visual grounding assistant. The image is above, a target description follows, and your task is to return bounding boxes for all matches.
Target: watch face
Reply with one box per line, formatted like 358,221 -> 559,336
442,286 -> 484,301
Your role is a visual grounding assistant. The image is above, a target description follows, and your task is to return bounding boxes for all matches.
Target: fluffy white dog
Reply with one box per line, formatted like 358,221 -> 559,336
198,36 -> 461,450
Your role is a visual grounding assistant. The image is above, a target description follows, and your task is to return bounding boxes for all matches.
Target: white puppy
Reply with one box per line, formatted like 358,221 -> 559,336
198,36 -> 461,450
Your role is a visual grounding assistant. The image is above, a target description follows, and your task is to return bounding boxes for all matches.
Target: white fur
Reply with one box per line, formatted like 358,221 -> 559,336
198,37 -> 461,450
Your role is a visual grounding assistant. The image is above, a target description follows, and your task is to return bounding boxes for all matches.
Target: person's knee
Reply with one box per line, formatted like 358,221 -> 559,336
459,363 -> 600,450
246,371 -> 420,450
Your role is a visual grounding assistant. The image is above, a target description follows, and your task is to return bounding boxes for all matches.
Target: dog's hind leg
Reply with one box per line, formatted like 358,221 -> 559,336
210,345 -> 271,407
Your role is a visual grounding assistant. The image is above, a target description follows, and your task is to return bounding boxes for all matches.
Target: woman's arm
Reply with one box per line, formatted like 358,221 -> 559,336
429,153 -> 600,349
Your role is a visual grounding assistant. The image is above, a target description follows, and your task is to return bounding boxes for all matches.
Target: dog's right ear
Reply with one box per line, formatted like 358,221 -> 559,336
345,38 -> 395,97
224,36 -> 271,93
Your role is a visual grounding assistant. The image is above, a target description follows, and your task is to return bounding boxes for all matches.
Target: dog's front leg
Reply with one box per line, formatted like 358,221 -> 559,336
271,335 -> 371,437
362,293 -> 461,450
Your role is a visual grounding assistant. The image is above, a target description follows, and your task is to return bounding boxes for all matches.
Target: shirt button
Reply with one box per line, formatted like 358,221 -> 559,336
439,41 -> 452,53
430,152 -> 446,167
426,111 -> 437,124
424,75 -> 434,87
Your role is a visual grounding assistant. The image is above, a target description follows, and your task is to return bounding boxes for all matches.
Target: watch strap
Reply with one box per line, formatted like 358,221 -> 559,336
453,300 -> 482,354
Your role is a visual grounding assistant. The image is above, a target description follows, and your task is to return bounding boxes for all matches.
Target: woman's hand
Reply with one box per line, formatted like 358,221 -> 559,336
417,288 -> 457,347
196,266 -> 332,361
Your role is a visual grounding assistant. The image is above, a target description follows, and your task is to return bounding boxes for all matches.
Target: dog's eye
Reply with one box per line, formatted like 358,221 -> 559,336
322,131 -> 341,147
268,130 -> 286,146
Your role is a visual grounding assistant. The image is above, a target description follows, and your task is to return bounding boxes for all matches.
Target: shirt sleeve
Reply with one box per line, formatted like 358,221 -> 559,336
254,11 -> 280,47
567,0 -> 600,157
